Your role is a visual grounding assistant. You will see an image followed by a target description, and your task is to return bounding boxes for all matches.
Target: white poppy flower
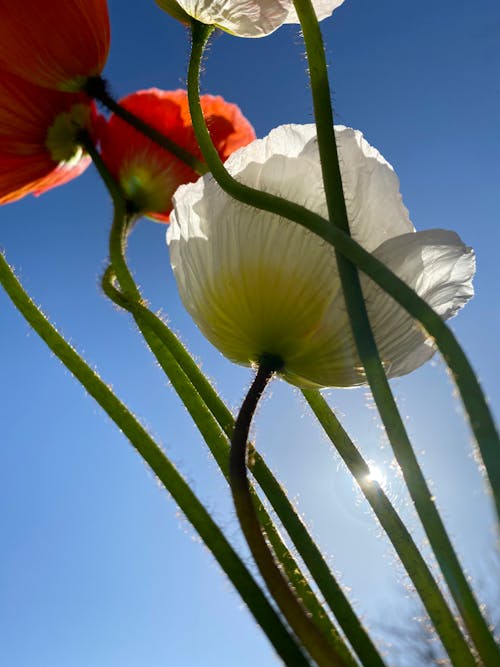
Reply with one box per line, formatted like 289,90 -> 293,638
155,0 -> 345,38
167,124 -> 475,388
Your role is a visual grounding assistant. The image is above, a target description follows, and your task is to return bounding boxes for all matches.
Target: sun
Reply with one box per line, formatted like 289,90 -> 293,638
363,464 -> 386,488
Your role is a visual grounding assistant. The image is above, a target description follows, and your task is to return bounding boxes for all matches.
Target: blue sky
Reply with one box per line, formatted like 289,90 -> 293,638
1,1 -> 499,665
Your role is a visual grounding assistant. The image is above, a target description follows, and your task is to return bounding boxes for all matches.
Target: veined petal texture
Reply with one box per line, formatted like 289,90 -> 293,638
168,124 -> 474,388
285,0 -> 345,24
98,88 -> 255,221
0,0 -> 110,90
156,0 -> 344,37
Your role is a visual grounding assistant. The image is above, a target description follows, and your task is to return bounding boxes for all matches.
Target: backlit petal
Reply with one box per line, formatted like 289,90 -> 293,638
156,0 -> 342,37
172,174 -> 365,386
169,124 -> 474,388
0,0 -> 110,90
0,69 -> 93,204
285,0 -> 345,24
337,127 -> 414,251
99,89 -> 255,221
0,70 -> 91,150
223,123 -> 413,247
0,152 -> 90,204
361,230 -> 475,378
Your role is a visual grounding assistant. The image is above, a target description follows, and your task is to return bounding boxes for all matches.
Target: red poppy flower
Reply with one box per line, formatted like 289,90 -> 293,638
0,69 -> 97,205
98,89 -> 256,222
0,0 -> 110,91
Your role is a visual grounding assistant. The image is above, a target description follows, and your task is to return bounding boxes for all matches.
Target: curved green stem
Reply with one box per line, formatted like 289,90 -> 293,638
94,124 -> 346,647
88,130 -> 368,664
186,22 -> 499,533
102,267 -> 368,666
248,451 -> 385,667
230,360 -> 347,667
188,19 -> 498,663
83,75 -> 207,176
293,1 -> 499,663
302,389 -> 479,667
0,249 -> 308,666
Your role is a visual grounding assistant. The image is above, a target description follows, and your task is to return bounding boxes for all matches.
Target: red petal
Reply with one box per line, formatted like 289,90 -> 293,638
99,89 -> 256,220
0,70 -> 95,204
200,94 -> 256,159
0,152 -> 90,205
0,0 -> 110,90
0,69 -> 90,150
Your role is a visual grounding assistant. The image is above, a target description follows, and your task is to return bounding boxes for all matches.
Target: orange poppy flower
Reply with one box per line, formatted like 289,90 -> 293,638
0,0 -> 110,92
98,89 -> 256,222
0,69 -> 97,205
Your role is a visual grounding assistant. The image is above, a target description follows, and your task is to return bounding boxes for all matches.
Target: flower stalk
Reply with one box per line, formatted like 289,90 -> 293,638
0,2 -> 495,665
84,76 -> 208,175
293,1 -> 500,662
185,21 -> 500,532
230,358 -> 348,667
302,389 -> 479,667
187,13 -> 499,665
87,131 -> 368,665
0,249 -> 307,666
103,264 -> 372,664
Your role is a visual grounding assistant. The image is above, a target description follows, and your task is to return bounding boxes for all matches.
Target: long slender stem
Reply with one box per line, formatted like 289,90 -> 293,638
0,250 -> 309,666
248,452 -> 386,667
188,16 -> 498,664
293,2 -> 499,663
102,266 -> 361,666
83,75 -> 207,176
186,21 -> 500,531
87,131 -> 367,664
231,359 -> 347,667
302,389 -> 480,667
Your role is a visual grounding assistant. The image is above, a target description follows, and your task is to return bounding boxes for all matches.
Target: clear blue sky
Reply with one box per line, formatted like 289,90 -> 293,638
1,1 -> 499,665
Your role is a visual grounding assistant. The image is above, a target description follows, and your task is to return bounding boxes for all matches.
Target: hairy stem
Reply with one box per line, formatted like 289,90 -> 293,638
303,389 -> 480,667
185,21 -> 500,532
230,359 -> 347,667
84,75 -> 207,175
0,250 -> 308,665
293,1 -> 499,662
102,266 -> 361,665
84,128 -> 357,660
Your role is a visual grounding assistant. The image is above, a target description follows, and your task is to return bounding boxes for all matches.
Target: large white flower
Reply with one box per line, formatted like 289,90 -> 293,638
168,124 -> 474,388
155,0 -> 344,38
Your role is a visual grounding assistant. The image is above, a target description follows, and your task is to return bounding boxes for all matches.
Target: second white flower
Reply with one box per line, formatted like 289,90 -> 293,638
168,124 -> 475,388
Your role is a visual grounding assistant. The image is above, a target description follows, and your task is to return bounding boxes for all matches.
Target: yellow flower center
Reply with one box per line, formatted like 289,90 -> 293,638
45,103 -> 90,164
120,156 -> 177,216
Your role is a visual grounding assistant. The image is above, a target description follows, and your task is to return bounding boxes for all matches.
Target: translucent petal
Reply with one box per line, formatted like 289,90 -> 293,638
0,0 -> 110,90
170,171 -> 343,380
169,124 -> 474,388
98,88 -> 255,221
361,230 -> 475,378
157,0 -> 343,37
336,127 -> 414,251
285,0 -> 345,24
224,124 -> 413,248
159,0 -> 289,37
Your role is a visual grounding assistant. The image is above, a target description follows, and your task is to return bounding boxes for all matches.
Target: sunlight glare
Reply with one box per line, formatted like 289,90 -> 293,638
363,464 -> 386,488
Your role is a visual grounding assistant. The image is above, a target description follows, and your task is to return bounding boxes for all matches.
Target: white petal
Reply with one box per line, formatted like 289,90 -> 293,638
224,124 -> 413,249
159,0 -> 289,37
168,123 -> 474,388
361,229 -> 475,378
285,0 -> 345,24
169,172 -> 346,385
336,127 -> 414,251
169,127 -> 363,388
157,0 -> 344,36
